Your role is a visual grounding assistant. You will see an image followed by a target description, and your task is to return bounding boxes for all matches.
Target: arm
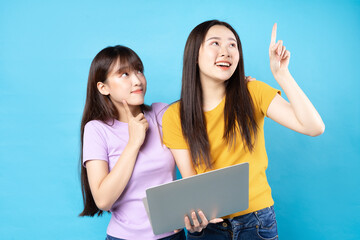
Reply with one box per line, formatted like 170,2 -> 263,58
86,143 -> 142,211
267,23 -> 325,136
169,149 -> 196,178
86,100 -> 149,211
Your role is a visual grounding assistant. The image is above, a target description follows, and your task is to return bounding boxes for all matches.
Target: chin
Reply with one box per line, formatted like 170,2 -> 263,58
215,76 -> 232,82
128,100 -> 144,106
213,73 -> 234,82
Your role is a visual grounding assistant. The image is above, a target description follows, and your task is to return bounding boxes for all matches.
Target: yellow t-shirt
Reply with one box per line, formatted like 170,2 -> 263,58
162,80 -> 280,218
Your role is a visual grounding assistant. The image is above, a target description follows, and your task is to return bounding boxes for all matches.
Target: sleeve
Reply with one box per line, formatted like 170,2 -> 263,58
161,103 -> 189,149
247,80 -> 281,117
82,121 -> 109,166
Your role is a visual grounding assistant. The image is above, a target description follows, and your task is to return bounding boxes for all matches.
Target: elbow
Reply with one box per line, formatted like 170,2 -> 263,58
309,123 -> 325,137
95,199 -> 112,211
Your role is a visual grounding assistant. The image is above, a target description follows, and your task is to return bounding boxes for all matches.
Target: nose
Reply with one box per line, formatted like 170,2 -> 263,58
219,46 -> 230,58
132,73 -> 142,86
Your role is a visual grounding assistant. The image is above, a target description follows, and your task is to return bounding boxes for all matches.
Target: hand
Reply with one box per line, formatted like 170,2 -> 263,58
123,100 -> 149,148
269,23 -> 291,75
184,210 -> 223,233
245,76 -> 256,82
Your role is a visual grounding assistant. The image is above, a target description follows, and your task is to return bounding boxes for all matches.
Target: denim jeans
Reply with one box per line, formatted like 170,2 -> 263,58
106,229 -> 185,240
187,206 -> 278,240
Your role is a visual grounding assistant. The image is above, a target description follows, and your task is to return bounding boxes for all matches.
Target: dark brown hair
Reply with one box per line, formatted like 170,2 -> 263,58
180,20 -> 257,169
79,45 -> 145,216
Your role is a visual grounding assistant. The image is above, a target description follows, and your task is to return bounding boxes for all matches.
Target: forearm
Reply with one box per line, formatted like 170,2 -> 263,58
273,69 -> 325,136
93,143 -> 140,210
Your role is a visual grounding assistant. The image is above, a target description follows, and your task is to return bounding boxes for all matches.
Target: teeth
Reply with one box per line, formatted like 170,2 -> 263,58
216,62 -> 230,67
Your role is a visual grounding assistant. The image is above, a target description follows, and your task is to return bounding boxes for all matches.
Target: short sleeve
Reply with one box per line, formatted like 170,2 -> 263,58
247,80 -> 281,117
83,121 -> 109,166
162,103 -> 189,149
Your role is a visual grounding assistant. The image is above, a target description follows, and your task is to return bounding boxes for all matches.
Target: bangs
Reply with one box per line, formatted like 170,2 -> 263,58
103,45 -> 144,79
117,47 -> 144,73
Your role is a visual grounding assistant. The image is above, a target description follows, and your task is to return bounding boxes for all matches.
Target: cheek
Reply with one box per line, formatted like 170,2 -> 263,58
198,52 -> 213,71
198,47 -> 213,63
110,80 -> 131,96
204,48 -> 216,60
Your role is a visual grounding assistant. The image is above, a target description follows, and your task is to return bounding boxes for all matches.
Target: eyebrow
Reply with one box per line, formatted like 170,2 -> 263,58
114,66 -> 131,74
117,66 -> 131,73
206,36 -> 237,42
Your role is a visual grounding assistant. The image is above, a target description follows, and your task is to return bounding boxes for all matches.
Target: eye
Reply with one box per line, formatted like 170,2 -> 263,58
230,43 -> 237,48
211,41 -> 219,46
121,72 -> 129,77
137,70 -> 143,75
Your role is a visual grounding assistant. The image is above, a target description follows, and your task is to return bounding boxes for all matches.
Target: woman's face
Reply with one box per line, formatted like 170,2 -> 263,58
198,25 -> 240,84
101,59 -> 146,106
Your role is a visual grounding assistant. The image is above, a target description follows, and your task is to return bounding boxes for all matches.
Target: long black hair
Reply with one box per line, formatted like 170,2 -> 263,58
180,20 -> 258,169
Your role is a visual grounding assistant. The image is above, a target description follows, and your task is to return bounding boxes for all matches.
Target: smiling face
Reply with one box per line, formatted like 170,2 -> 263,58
98,58 -> 147,107
198,25 -> 240,84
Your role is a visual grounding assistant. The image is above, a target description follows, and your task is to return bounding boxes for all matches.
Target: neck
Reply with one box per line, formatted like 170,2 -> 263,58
200,76 -> 226,111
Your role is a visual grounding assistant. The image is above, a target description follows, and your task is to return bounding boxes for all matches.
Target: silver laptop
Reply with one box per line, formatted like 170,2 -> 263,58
143,162 -> 249,235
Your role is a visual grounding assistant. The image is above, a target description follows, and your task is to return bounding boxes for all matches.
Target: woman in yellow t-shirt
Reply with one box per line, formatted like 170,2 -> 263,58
162,20 -> 325,239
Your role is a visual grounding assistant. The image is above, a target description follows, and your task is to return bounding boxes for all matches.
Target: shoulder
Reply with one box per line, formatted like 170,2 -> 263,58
84,120 -> 103,130
163,101 -> 180,120
149,102 -> 169,115
83,120 -> 109,144
161,101 -> 186,147
165,101 -> 180,114
84,119 -> 118,135
161,101 -> 182,132
247,80 -> 281,116
247,80 -> 280,97
144,102 -> 172,125
247,80 -> 271,92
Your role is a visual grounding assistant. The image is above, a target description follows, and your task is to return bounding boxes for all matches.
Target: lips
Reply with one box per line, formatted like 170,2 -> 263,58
215,61 -> 232,71
215,61 -> 231,67
131,89 -> 143,94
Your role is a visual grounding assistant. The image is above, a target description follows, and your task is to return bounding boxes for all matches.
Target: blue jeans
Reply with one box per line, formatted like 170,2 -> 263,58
106,229 -> 185,240
187,206 -> 278,240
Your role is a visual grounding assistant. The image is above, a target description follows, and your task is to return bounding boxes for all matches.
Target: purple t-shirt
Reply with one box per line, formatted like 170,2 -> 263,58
83,103 -> 175,239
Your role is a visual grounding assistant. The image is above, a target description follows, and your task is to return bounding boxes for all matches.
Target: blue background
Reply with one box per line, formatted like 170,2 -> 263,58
1,0 -> 359,239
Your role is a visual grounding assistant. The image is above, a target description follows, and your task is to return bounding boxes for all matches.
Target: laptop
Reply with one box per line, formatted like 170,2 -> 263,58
143,162 -> 249,235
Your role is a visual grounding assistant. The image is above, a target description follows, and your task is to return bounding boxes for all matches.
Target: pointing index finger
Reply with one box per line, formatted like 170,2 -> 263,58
271,23 -> 277,45
122,100 -> 133,119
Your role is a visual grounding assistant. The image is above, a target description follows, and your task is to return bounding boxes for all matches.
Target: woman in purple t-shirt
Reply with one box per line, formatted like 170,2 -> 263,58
79,45 -> 185,240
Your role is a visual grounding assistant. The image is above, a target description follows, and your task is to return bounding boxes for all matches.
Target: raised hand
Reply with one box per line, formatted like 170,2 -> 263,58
123,100 -> 149,148
269,23 -> 290,75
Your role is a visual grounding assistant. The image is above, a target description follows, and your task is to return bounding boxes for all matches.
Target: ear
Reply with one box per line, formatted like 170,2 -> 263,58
97,82 -> 110,95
